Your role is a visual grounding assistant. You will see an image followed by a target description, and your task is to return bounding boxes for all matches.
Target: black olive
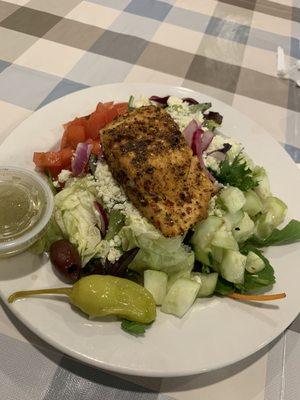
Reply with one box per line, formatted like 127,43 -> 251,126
49,239 -> 82,283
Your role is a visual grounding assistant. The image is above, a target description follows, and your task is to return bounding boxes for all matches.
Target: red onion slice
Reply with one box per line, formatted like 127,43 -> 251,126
208,143 -> 232,155
94,201 -> 109,238
71,142 -> 92,176
201,130 -> 214,152
182,97 -> 199,105
149,95 -> 170,106
104,248 -> 139,276
205,111 -> 223,125
191,127 -> 215,182
191,127 -> 203,157
198,154 -> 216,182
81,248 -> 140,278
185,124 -> 213,153
183,119 -> 199,147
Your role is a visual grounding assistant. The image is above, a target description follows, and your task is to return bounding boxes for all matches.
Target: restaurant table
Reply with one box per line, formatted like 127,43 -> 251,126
0,0 -> 299,399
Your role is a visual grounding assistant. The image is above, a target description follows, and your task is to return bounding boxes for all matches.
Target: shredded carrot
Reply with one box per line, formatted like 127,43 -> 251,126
228,292 -> 286,301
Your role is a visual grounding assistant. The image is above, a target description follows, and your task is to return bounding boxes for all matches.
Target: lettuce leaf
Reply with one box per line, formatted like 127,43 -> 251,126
237,246 -> 275,293
215,246 -> 276,295
119,213 -> 194,277
246,219 -> 300,247
214,277 -> 234,295
30,217 -> 63,254
54,177 -> 108,264
121,320 -> 151,335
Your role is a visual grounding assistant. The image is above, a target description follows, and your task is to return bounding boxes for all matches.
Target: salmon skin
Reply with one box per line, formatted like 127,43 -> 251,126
101,105 -> 216,237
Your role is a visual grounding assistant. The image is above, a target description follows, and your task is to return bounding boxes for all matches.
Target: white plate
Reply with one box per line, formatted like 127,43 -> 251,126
0,83 -> 299,378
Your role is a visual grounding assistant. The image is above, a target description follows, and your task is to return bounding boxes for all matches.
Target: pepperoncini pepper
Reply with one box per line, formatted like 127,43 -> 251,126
8,275 -> 156,324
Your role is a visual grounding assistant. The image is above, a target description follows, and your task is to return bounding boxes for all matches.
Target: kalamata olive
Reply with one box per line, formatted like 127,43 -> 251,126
49,239 -> 81,283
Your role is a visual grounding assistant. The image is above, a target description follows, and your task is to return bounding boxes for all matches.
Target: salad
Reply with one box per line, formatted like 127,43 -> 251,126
9,95 -> 300,336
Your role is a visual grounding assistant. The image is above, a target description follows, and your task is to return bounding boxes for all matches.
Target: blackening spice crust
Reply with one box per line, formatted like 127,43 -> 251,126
101,106 -> 216,237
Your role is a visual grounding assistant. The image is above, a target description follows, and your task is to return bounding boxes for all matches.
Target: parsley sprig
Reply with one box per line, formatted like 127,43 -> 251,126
121,320 -> 152,336
214,152 -> 258,191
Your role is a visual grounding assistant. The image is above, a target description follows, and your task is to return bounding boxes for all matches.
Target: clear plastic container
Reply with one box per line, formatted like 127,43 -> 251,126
0,166 -> 54,257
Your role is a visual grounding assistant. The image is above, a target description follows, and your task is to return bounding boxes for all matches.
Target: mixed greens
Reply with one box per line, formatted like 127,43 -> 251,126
11,95 -> 300,336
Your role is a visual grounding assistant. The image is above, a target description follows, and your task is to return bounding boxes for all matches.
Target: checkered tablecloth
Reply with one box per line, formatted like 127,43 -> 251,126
0,0 -> 299,399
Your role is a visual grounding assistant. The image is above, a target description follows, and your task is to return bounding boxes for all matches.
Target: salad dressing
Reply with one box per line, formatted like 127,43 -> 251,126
0,177 -> 44,243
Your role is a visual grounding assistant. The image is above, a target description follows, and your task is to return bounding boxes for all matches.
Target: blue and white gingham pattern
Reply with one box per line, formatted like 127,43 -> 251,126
0,1 -> 299,399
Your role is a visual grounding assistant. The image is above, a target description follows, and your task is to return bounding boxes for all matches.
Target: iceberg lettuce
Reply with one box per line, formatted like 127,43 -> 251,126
30,217 -> 63,255
119,212 -> 194,277
53,177 -> 108,264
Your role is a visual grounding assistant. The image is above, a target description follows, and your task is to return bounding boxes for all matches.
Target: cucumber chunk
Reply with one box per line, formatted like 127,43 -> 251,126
223,210 -> 244,229
167,270 -> 191,292
220,250 -> 247,284
220,186 -> 246,214
191,216 -> 223,265
245,251 -> 265,273
232,212 -> 255,242
211,224 -> 238,250
144,270 -> 168,305
243,190 -> 263,216
263,196 -> 287,227
193,247 -> 212,266
161,278 -> 200,318
192,216 -> 223,249
211,246 -> 223,264
255,196 -> 287,239
191,272 -> 218,297
254,167 -> 270,199
255,212 -> 274,239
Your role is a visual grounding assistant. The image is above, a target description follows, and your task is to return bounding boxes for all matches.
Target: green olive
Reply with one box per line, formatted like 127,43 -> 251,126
8,275 -> 156,324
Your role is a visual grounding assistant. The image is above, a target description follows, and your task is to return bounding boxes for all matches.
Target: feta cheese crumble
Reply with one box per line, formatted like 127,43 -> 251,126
93,161 -> 152,262
203,134 -> 254,173
166,97 -> 204,132
94,162 -> 146,223
58,169 -> 72,183
132,96 -> 151,108
167,96 -> 184,106
132,95 -> 205,132
208,195 -> 224,218
203,135 -> 242,173
94,162 -> 126,211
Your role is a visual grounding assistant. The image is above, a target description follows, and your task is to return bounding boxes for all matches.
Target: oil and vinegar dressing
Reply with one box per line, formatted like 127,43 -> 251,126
0,176 -> 44,243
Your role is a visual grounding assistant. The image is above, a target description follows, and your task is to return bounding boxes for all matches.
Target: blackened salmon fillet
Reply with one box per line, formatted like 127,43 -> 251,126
101,105 -> 215,237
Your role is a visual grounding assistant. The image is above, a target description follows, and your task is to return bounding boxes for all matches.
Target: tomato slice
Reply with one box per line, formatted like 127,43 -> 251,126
90,140 -> 102,156
62,125 -> 86,149
33,151 -> 61,168
81,102 -> 128,140
105,106 -> 118,123
34,101 -> 128,176
60,147 -> 74,168
97,101 -> 113,113
114,102 -> 128,115
60,129 -> 69,150
86,110 -> 107,139
33,148 -> 74,170
63,116 -> 88,130
46,166 -> 62,180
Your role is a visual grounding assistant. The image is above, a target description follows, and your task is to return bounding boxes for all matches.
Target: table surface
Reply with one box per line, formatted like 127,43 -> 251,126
0,0 -> 299,399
